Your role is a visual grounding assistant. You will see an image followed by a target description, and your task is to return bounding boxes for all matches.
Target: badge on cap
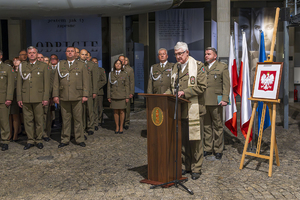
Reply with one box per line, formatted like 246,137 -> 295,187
190,76 -> 195,85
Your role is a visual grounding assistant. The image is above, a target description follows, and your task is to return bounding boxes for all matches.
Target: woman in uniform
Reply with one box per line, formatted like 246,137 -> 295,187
124,57 -> 130,66
107,60 -> 129,134
9,58 -> 22,141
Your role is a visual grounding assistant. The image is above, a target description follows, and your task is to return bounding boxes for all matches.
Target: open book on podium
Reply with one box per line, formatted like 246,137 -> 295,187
138,93 -> 190,187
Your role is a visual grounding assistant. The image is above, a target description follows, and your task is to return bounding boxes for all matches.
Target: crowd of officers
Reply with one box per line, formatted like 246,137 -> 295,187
0,41 -> 229,180
0,46 -> 135,151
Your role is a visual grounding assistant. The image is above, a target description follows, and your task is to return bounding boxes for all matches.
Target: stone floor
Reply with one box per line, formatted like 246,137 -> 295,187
1,100 -> 300,199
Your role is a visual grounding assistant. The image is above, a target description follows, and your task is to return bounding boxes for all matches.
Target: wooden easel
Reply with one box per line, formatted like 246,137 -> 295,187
239,7 -> 281,177
239,98 -> 280,177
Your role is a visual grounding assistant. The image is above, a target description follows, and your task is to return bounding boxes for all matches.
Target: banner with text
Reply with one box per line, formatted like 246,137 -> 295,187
31,17 -> 102,64
155,8 -> 204,63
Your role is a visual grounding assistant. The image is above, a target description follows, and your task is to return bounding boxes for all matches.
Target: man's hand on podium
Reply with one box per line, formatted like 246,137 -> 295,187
178,91 -> 185,97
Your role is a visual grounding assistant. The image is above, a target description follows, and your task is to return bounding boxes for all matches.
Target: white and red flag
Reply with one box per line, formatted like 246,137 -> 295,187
237,32 -> 252,142
225,35 -> 238,136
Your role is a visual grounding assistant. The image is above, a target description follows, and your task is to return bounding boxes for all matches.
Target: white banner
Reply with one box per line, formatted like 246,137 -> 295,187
155,8 -> 204,63
31,17 -> 102,62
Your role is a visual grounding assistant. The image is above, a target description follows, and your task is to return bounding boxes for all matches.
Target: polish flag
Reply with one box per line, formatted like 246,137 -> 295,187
225,35 -> 238,136
237,32 -> 252,142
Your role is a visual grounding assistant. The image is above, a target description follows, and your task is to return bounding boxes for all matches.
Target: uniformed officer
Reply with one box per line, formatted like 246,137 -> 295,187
17,46 -> 50,150
107,59 -> 129,134
165,42 -> 207,180
118,55 -> 134,130
37,53 -> 44,62
75,48 -> 80,59
92,58 -> 107,127
53,47 -> 89,148
0,50 -> 14,151
42,54 -> 59,142
79,49 -> 98,135
147,48 -> 173,94
203,47 -> 230,160
19,50 -> 27,62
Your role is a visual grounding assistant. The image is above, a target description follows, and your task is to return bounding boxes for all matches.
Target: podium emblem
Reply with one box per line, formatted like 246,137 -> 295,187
151,107 -> 163,126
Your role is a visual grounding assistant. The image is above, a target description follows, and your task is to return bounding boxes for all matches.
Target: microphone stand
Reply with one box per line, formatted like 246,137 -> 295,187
150,65 -> 193,195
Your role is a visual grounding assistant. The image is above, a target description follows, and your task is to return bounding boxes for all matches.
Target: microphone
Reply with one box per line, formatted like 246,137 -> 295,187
177,63 -> 181,70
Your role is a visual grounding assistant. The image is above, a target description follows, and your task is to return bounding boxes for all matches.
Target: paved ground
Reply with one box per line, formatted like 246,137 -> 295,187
1,100 -> 300,199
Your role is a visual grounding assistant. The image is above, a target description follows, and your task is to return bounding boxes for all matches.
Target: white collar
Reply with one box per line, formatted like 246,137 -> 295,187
181,59 -> 189,73
208,60 -> 216,69
52,65 -> 57,69
115,70 -> 121,74
160,60 -> 168,67
0,61 -> 2,64
68,59 -> 75,65
30,60 -> 37,65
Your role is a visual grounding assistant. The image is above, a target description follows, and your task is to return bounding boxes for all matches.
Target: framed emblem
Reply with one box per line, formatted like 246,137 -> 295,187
252,62 -> 283,100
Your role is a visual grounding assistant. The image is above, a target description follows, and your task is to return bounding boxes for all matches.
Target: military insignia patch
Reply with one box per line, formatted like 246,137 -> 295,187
201,67 -> 205,73
11,69 -> 14,73
165,69 -> 172,72
190,76 -> 195,85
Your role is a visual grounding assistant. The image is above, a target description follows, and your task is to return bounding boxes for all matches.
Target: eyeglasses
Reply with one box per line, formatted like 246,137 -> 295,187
174,51 -> 186,57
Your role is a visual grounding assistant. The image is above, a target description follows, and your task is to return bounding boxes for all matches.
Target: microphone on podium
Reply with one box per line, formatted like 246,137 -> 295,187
177,63 -> 181,70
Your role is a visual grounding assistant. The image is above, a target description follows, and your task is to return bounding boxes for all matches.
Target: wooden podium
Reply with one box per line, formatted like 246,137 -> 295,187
138,93 -> 190,187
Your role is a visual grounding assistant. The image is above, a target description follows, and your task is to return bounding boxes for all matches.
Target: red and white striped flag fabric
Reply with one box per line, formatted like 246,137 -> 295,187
237,32 -> 252,142
225,35 -> 238,136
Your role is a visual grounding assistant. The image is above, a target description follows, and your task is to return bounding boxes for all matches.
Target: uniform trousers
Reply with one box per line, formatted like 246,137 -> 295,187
61,100 -> 84,144
203,106 -> 223,153
181,116 -> 204,173
82,97 -> 94,134
23,103 -> 43,144
124,98 -> 132,126
96,95 -> 104,124
43,104 -> 52,138
0,103 -> 11,144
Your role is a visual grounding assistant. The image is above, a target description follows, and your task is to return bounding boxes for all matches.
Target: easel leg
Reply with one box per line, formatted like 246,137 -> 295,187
239,102 -> 258,170
268,103 -> 276,177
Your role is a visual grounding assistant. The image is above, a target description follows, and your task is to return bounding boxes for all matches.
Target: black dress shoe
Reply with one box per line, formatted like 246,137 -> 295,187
43,137 -> 50,142
95,126 -> 98,131
98,123 -> 102,127
191,172 -> 201,180
204,151 -> 213,157
58,143 -> 69,148
119,131 -> 123,134
36,143 -> 44,149
215,153 -> 223,160
78,142 -> 86,147
2,144 -> 8,151
124,126 -> 129,130
24,143 -> 34,150
88,131 -> 94,135
84,135 -> 87,140
115,131 -> 119,134
182,169 -> 191,175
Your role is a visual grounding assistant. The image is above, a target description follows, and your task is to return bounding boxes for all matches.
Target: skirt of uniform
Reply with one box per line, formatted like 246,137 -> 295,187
110,99 -> 126,110
10,90 -> 20,114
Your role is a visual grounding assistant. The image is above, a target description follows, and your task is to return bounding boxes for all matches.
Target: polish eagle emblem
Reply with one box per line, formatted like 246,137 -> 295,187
258,71 -> 276,91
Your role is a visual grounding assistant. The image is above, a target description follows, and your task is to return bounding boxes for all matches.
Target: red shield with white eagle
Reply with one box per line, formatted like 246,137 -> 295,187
258,71 -> 276,91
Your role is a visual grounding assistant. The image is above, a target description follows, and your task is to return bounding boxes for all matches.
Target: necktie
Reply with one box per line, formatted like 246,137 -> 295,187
69,62 -> 72,67
31,63 -> 34,67
161,63 -> 163,68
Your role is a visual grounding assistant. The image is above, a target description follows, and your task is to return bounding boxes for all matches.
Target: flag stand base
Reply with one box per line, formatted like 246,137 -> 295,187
239,98 -> 280,177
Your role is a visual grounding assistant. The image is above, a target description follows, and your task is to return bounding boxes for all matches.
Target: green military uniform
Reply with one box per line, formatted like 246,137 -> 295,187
165,58 -> 207,174
17,60 -> 50,145
203,61 -> 230,154
80,60 -> 98,134
95,67 -> 107,125
52,59 -> 89,144
107,70 -> 129,109
147,61 -> 173,94
43,64 -> 57,138
123,65 -> 134,126
0,61 -> 14,145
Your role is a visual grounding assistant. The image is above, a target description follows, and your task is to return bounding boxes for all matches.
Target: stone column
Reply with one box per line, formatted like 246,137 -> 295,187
109,16 -> 126,69
8,20 -> 23,59
139,13 -> 149,93
211,0 -> 230,60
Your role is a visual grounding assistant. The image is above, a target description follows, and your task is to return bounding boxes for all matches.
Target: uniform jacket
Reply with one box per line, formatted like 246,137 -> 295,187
97,67 -> 107,96
147,61 -> 173,94
52,60 -> 89,101
204,61 -> 230,106
17,60 -> 50,103
49,65 -> 57,98
166,60 -> 207,118
123,65 -> 134,95
107,70 -> 129,100
79,59 -> 98,97
0,62 -> 14,103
